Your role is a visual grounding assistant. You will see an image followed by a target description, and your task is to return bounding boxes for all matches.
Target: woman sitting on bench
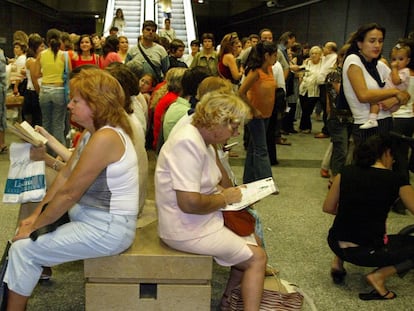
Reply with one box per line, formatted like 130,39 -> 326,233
155,91 -> 266,311
324,134 -> 414,300
4,68 -> 139,311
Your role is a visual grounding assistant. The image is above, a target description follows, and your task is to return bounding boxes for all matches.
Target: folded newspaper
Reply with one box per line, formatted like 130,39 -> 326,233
221,177 -> 278,211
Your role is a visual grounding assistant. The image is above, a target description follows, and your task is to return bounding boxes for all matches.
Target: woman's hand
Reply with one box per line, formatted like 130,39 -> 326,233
221,186 -> 242,205
34,125 -> 52,140
30,144 -> 47,161
13,223 -> 35,241
13,214 -> 39,241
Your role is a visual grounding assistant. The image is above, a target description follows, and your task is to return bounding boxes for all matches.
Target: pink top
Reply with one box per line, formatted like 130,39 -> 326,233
99,52 -> 122,69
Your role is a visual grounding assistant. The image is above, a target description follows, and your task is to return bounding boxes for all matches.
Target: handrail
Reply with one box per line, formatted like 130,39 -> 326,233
103,0 -> 115,36
183,0 -> 196,42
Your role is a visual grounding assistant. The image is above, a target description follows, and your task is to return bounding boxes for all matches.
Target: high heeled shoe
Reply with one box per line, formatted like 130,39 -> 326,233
330,268 -> 347,284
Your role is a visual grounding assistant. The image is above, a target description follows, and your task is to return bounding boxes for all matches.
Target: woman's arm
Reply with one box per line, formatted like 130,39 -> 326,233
32,53 -> 42,94
347,64 -> 404,103
14,128 -> 125,240
176,186 -> 242,215
323,174 -> 341,215
222,53 -> 243,81
238,70 -> 261,117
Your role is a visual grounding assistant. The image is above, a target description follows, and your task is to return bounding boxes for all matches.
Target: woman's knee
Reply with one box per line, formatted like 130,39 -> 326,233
247,246 -> 267,267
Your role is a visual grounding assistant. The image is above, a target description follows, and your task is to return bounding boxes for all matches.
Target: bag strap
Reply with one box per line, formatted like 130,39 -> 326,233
64,51 -> 68,73
138,43 -> 162,82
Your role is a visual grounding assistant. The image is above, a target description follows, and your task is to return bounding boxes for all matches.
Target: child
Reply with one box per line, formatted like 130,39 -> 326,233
360,44 -> 411,129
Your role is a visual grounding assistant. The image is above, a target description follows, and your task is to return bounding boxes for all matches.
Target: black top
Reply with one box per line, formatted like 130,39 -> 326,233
329,165 -> 408,247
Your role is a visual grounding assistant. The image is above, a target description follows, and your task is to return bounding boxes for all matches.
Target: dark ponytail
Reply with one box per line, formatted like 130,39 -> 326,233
46,28 -> 62,60
245,41 -> 278,75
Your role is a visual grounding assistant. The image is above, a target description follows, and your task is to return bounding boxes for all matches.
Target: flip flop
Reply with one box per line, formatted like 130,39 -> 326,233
359,289 -> 397,301
0,145 -> 8,153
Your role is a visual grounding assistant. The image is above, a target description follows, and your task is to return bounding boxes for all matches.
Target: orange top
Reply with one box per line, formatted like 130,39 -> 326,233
247,67 -> 276,118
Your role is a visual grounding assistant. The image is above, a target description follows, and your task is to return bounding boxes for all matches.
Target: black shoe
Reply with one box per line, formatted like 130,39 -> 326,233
330,268 -> 347,284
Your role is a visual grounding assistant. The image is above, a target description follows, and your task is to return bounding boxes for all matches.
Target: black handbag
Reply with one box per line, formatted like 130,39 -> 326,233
29,203 -> 70,241
0,241 -> 11,311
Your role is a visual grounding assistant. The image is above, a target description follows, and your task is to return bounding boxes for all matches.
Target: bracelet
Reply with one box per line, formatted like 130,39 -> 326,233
52,160 -> 59,171
219,192 -> 228,206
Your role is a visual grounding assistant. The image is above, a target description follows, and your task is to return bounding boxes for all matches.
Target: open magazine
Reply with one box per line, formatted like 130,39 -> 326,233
8,121 -> 48,147
221,177 -> 278,211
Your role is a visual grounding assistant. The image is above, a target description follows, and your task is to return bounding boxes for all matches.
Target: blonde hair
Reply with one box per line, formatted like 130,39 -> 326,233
192,91 -> 250,129
309,45 -> 323,55
69,68 -> 133,138
196,76 -> 233,100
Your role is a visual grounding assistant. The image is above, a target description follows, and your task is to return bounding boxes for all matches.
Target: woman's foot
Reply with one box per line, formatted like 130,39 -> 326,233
320,168 -> 330,178
359,289 -> 396,300
0,145 -> 8,153
330,268 -> 347,284
364,266 -> 397,298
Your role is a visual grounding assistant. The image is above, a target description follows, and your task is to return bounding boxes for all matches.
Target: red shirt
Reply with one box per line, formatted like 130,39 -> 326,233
152,91 -> 179,149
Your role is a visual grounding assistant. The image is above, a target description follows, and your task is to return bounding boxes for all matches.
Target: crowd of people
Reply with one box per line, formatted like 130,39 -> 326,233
1,16 -> 414,310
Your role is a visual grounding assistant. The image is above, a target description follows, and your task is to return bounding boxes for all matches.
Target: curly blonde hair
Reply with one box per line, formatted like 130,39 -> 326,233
192,91 -> 250,129
69,68 -> 133,138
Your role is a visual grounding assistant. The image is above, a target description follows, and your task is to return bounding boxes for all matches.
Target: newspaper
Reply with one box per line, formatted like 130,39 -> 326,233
221,177 -> 278,211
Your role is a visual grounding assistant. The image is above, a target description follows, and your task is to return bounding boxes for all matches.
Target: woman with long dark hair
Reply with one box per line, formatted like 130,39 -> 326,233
239,41 -> 278,184
342,23 -> 410,147
71,34 -> 99,69
23,33 -> 45,126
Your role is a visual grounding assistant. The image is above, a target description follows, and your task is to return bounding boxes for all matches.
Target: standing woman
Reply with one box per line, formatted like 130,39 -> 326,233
71,34 -> 99,69
298,45 -> 324,134
239,41 -> 278,184
111,8 -> 126,36
23,33 -> 45,126
33,28 -> 70,146
117,35 -> 130,63
99,35 -> 122,69
218,32 -> 244,90
342,23 -> 410,148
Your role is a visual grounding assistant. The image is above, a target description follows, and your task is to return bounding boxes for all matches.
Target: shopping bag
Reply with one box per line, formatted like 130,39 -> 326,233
3,143 -> 46,203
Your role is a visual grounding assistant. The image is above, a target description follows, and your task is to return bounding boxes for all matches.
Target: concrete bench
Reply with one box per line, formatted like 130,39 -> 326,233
84,201 -> 213,311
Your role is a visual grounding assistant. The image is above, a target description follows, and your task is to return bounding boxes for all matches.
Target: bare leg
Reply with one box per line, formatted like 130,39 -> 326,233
7,290 -> 29,311
236,245 -> 267,311
220,267 -> 244,310
331,255 -> 345,271
366,265 -> 397,297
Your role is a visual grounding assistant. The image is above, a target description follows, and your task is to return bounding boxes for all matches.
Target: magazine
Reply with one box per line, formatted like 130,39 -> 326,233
221,177 -> 278,211
8,121 -> 48,147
